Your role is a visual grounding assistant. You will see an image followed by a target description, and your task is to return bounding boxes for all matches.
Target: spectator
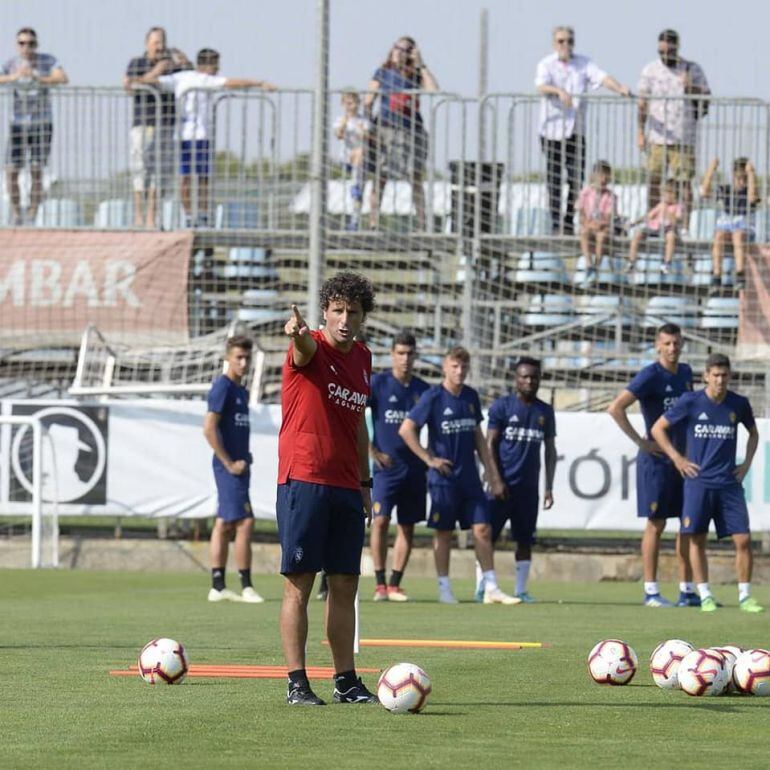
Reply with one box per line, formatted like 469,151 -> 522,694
124,27 -> 191,229
0,28 -> 68,226
577,160 -> 617,284
700,157 -> 759,292
333,91 -> 370,231
150,48 -> 274,227
535,26 -> 630,235
637,29 -> 710,219
626,179 -> 683,274
364,36 -> 438,230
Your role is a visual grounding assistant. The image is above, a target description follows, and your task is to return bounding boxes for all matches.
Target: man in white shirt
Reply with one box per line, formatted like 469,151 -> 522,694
153,48 -> 274,226
535,26 -> 630,235
637,30 -> 710,217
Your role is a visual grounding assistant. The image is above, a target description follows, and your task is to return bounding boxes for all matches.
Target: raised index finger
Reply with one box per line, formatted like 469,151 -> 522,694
291,304 -> 305,325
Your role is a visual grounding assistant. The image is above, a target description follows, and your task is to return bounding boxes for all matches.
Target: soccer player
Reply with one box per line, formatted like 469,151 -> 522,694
399,346 -> 519,605
369,331 -> 430,602
651,353 -> 763,613
483,357 -> 556,603
203,335 -> 264,604
277,272 -> 379,706
607,323 -> 696,607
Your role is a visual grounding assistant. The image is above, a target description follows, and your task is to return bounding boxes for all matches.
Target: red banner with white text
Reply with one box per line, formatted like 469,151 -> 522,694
0,230 -> 192,347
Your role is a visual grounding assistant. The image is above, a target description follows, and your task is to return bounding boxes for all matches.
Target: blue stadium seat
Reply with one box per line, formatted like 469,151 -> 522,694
162,200 -> 184,230
700,297 -> 739,330
753,209 -> 768,242
630,253 -> 685,286
580,295 -> 631,328
721,256 -> 735,286
511,251 -> 568,284
35,199 -> 83,227
643,296 -> 697,328
216,248 -> 277,279
522,294 -> 574,327
692,255 -> 713,286
215,201 -> 259,229
94,199 -> 132,228
689,208 -> 719,240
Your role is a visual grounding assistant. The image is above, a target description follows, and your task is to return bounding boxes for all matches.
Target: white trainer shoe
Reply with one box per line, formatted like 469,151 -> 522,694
241,586 -> 265,604
207,588 -> 241,602
438,587 -> 459,604
483,587 -> 522,605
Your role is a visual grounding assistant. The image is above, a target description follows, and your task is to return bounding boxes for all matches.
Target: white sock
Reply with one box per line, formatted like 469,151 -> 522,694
475,561 -> 484,592
644,581 -> 659,596
739,582 -> 751,602
437,575 -> 451,591
680,582 -> 695,594
697,582 -> 712,600
515,560 -> 531,595
482,570 -> 498,591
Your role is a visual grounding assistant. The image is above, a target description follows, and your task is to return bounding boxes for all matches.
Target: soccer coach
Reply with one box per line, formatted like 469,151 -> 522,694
277,271 -> 379,706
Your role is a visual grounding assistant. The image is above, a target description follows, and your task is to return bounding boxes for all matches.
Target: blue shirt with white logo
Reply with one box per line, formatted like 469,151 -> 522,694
207,375 -> 251,467
407,384 -> 483,489
487,394 -> 556,488
628,362 -> 693,456
369,371 -> 430,474
663,389 -> 754,487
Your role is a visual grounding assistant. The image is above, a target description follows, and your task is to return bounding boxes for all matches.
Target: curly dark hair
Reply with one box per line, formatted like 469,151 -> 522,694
320,271 -> 375,314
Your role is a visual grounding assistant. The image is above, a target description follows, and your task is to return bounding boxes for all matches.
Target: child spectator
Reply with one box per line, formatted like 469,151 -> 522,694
333,91 -> 370,231
626,179 -> 683,274
700,157 -> 759,292
151,48 -> 274,227
577,160 -> 616,284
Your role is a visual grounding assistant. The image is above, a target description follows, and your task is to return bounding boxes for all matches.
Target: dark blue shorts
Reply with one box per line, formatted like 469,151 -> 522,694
636,453 -> 683,519
681,481 -> 749,538
276,479 -> 365,574
180,139 -> 212,176
427,483 -> 489,531
490,484 -> 539,543
372,468 -> 427,524
6,122 -> 53,169
213,464 -> 253,522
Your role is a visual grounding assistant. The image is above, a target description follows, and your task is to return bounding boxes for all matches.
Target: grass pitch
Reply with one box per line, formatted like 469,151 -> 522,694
1,571 -> 768,770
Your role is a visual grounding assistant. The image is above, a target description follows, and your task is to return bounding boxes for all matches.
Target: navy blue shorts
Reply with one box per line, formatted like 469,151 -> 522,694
276,479 -> 365,574
213,464 -> 253,522
180,139 -> 211,176
636,453 -> 683,519
490,484 -> 539,543
681,481 -> 749,538
427,483 -> 489,531
372,468 -> 427,525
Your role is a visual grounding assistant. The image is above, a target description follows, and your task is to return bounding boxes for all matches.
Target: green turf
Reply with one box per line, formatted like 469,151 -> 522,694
1,571 -> 768,770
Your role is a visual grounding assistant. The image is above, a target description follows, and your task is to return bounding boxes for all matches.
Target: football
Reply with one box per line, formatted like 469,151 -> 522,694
712,646 -> 741,693
649,639 -> 694,689
138,637 -> 189,685
377,662 -> 432,714
587,639 -> 638,685
732,649 -> 770,696
677,648 -> 728,697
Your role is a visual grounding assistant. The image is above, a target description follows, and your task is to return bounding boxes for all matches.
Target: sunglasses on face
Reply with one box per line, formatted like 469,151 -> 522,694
395,45 -> 413,52
556,38 -> 574,44
17,39 -> 37,47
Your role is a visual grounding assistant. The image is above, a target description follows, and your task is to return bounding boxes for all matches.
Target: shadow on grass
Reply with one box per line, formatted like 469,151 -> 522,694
432,700 -> 752,712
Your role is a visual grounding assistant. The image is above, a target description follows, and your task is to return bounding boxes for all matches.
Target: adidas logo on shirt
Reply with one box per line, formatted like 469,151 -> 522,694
697,412 -> 709,421
665,385 -> 672,392
388,394 -> 398,403
509,415 -> 520,423
443,407 -> 454,416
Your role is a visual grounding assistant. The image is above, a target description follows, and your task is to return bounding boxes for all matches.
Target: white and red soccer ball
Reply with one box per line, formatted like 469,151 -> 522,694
138,638 -> 189,685
732,649 -> 770,696
677,648 -> 729,696
649,639 -> 694,689
377,662 -> 432,713
587,639 -> 638,685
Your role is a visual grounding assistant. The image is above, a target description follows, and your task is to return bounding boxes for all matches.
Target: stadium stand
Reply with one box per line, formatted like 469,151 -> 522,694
0,86 -> 768,410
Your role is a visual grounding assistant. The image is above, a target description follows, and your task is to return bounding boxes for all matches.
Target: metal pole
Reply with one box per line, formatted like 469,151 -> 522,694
478,7 -> 488,161
308,0 -> 330,326
31,419 -> 42,569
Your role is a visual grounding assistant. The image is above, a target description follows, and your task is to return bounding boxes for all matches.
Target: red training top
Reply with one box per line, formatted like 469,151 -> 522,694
278,329 -> 371,490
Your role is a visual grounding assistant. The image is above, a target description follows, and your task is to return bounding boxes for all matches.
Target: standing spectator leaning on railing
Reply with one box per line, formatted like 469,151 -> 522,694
124,27 -> 192,229
637,29 -> 710,222
0,28 -> 68,226
364,36 -> 438,231
149,48 -> 275,228
535,26 -> 630,235
334,91 -> 370,231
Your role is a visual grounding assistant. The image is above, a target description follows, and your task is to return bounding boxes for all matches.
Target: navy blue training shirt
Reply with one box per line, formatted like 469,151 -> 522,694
207,375 -> 251,467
